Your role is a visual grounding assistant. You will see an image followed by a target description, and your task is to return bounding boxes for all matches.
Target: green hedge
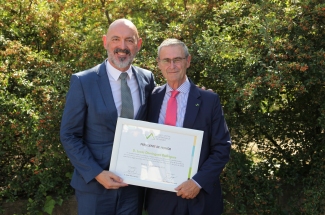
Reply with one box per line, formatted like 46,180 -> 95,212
1,0 -> 325,214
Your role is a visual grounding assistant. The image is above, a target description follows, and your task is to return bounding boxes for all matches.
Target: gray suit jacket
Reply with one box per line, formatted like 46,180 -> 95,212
60,62 -> 155,194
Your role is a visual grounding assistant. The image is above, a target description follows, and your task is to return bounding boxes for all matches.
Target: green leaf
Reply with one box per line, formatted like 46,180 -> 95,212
43,196 -> 56,215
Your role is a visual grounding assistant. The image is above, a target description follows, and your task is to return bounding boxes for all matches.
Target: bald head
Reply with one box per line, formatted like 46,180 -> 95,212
107,19 -> 140,40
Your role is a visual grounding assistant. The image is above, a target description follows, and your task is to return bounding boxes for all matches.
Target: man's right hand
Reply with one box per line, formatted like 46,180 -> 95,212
95,170 -> 128,189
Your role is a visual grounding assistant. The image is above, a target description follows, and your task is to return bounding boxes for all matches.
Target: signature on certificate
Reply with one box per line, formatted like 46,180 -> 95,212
163,173 -> 177,184
124,166 -> 138,177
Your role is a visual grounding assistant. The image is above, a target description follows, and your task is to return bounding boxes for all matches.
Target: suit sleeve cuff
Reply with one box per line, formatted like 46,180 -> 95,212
191,179 -> 202,189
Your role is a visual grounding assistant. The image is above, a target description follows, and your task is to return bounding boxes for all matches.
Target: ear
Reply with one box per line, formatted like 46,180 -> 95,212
102,35 -> 107,48
186,55 -> 191,68
137,38 -> 143,51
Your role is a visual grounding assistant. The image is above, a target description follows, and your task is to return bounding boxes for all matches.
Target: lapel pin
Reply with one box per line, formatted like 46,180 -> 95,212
196,104 -> 199,107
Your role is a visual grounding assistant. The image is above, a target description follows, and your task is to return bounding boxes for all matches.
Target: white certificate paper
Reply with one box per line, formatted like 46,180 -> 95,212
109,118 -> 203,192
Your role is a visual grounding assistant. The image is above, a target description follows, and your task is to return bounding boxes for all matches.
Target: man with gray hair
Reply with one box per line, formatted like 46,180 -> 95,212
145,38 -> 231,215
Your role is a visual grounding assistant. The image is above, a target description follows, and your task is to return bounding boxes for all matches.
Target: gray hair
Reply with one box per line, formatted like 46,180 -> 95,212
157,38 -> 190,58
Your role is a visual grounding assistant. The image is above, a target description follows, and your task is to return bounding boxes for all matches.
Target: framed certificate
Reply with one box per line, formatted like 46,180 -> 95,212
109,118 -> 203,192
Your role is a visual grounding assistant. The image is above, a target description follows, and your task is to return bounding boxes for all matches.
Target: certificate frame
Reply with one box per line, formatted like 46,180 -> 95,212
109,118 -> 203,192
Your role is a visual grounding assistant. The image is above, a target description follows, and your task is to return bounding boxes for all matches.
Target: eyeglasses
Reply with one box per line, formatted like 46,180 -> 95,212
159,57 -> 186,66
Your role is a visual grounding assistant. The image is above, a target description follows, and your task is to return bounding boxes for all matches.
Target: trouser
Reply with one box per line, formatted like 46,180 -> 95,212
75,185 -> 144,215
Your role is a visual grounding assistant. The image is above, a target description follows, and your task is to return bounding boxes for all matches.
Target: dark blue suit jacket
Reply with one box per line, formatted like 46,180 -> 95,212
146,82 -> 231,215
60,62 -> 155,194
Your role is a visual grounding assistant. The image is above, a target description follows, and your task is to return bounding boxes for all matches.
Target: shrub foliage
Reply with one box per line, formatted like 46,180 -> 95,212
1,0 -> 325,214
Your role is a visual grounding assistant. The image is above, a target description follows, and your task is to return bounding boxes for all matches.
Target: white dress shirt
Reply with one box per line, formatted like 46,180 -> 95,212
105,60 -> 140,118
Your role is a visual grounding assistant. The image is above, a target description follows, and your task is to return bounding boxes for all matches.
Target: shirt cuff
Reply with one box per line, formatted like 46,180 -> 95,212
191,179 -> 202,189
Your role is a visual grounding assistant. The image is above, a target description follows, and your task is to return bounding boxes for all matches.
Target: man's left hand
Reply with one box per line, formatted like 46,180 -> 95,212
175,179 -> 200,199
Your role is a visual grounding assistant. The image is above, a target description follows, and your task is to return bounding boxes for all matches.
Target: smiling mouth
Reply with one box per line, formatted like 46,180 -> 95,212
114,48 -> 130,56
167,70 -> 179,74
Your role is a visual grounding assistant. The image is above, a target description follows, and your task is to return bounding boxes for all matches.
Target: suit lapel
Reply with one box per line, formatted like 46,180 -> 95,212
150,85 -> 166,123
96,62 -> 118,120
131,66 -> 145,106
183,83 -> 201,129
131,66 -> 146,120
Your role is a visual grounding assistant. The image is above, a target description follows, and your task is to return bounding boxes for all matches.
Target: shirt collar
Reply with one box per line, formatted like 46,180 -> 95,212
105,60 -> 133,81
166,76 -> 190,94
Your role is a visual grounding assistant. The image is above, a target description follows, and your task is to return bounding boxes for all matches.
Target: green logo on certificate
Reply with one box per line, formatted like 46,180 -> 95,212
145,133 -> 155,140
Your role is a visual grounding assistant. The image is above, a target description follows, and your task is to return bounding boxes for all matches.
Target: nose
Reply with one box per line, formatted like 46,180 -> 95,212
169,61 -> 177,68
119,40 -> 126,49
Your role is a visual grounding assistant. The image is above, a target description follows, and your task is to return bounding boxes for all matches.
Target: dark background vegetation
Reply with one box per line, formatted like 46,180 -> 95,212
1,0 -> 325,214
